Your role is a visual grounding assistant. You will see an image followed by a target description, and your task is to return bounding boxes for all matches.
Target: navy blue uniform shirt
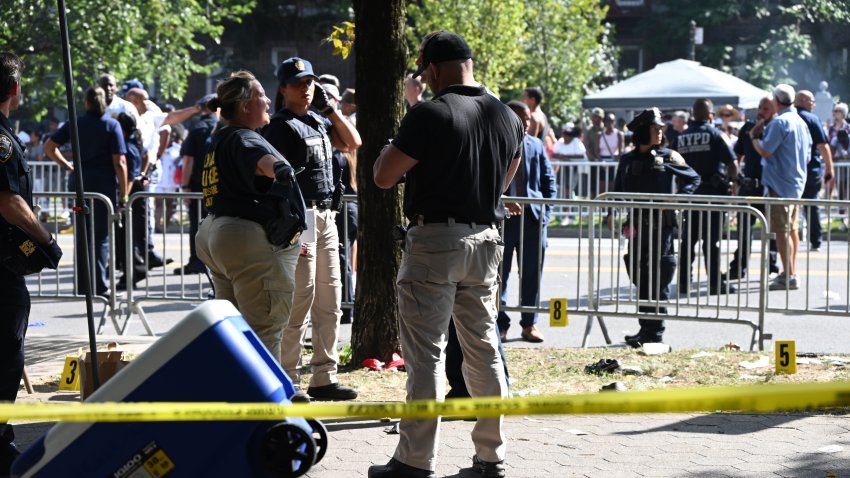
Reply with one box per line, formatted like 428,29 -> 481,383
614,147 -> 701,196
51,110 -> 126,177
674,120 -> 736,194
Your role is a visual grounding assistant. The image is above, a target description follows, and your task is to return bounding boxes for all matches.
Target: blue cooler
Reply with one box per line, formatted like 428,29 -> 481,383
12,300 -> 326,478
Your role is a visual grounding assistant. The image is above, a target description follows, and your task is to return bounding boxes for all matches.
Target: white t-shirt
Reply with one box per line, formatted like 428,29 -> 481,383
553,138 -> 587,161
156,143 -> 181,191
554,138 -> 588,175
141,102 -> 168,154
105,96 -> 141,123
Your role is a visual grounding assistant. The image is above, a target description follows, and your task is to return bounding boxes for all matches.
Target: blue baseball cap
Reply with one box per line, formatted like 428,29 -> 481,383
277,57 -> 319,85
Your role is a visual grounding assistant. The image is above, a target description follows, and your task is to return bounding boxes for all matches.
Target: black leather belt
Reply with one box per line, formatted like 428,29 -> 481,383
420,216 -> 473,224
417,215 -> 496,227
309,199 -> 332,210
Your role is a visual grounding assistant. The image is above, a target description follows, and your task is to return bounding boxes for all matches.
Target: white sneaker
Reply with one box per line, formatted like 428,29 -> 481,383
769,273 -> 798,291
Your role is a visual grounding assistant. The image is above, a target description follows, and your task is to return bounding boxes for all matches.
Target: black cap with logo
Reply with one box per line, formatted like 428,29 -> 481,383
412,31 -> 472,78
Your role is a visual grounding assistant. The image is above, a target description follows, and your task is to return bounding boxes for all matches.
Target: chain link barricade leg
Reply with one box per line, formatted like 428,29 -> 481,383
30,192 -> 118,333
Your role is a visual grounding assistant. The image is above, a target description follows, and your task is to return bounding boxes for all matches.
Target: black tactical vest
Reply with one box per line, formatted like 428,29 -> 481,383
269,110 -> 334,200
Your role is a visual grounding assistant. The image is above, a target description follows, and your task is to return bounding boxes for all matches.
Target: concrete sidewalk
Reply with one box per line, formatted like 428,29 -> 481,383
14,337 -> 850,477
9,412 -> 850,477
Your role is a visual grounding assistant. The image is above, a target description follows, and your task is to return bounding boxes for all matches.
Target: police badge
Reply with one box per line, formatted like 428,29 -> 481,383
651,150 -> 664,170
0,133 -> 13,163
295,60 -> 305,71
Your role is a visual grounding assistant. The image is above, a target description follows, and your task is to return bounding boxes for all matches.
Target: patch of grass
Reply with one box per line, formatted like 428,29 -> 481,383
311,347 -> 850,401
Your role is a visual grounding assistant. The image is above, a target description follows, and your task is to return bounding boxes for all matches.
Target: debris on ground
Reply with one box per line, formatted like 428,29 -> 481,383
640,343 -> 671,355
600,381 -> 628,392
738,356 -> 769,369
584,358 -> 621,375
620,365 -> 643,376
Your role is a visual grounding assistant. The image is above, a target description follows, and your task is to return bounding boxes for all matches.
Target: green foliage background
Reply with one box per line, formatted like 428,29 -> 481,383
0,0 -> 255,118
408,0 -> 614,124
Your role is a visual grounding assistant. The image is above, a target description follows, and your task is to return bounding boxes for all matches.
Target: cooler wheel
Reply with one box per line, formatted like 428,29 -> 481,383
262,422 -> 316,477
306,419 -> 328,464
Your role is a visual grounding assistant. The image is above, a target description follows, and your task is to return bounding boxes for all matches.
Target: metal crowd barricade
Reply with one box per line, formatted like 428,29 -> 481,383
30,161 -> 70,194
339,194 -> 357,317
832,162 -> 850,227
549,160 -> 617,225
29,192 -> 121,333
597,192 -> 850,324
499,197 -> 770,350
123,191 -> 208,335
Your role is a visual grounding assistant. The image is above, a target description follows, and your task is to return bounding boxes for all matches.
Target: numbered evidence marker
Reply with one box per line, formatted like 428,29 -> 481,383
59,356 -> 80,391
775,340 -> 797,374
549,298 -> 568,327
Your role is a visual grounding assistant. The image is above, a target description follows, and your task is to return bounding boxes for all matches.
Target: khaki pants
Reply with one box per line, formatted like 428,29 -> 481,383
393,222 -> 508,471
196,214 -> 299,360
280,208 -> 343,387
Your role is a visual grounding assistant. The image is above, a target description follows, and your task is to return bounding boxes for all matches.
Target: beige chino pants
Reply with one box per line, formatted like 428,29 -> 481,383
196,214 -> 299,361
280,208 -> 343,387
393,222 -> 508,471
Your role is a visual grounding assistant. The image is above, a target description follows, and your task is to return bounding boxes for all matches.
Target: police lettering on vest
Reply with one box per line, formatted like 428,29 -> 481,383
265,110 -> 334,201
674,120 -> 736,194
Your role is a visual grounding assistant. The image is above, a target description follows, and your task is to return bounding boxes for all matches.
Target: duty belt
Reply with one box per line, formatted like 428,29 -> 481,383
308,199 -> 332,210
414,215 -> 497,228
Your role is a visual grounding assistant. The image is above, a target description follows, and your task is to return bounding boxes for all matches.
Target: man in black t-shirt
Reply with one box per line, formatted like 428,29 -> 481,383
176,94 -> 219,275
370,31 -> 522,478
726,96 -> 779,280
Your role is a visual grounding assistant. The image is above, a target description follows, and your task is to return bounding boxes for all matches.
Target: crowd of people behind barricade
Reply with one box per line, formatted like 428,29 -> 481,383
3,32 -> 850,478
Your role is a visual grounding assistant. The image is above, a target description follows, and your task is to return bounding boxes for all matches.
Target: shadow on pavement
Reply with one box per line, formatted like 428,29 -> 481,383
614,412 -> 804,436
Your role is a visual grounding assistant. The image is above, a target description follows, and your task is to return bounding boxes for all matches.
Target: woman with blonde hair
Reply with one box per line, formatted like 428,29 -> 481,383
195,70 -> 306,364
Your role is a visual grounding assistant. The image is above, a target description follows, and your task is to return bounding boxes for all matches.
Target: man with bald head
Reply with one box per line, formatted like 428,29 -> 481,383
726,95 -> 779,281
97,74 -> 140,124
371,30 -> 521,478
751,84 -> 812,291
794,89 -> 834,252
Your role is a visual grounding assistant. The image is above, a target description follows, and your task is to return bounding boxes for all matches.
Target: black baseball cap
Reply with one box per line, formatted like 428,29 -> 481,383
277,57 -> 319,85
627,107 -> 665,132
412,31 -> 472,78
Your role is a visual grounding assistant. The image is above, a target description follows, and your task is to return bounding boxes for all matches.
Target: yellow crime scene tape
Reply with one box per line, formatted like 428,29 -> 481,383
3,381 -> 850,422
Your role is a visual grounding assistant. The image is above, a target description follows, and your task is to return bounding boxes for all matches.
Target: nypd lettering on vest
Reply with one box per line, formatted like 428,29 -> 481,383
676,132 -> 711,154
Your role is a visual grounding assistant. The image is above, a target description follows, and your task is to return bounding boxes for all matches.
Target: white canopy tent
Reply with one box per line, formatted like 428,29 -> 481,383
582,59 -> 770,111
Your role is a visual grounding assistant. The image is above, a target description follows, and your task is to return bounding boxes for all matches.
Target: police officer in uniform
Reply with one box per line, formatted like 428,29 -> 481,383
370,31 -> 523,478
614,108 -> 700,347
195,70 -> 304,368
262,57 -> 361,401
0,52 -> 62,475
675,99 -> 738,295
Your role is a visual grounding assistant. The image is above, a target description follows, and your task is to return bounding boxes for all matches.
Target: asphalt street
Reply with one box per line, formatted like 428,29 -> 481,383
25,232 -> 850,353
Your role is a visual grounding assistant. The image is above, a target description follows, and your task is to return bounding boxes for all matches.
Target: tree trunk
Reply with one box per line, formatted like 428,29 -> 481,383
351,0 -> 407,365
